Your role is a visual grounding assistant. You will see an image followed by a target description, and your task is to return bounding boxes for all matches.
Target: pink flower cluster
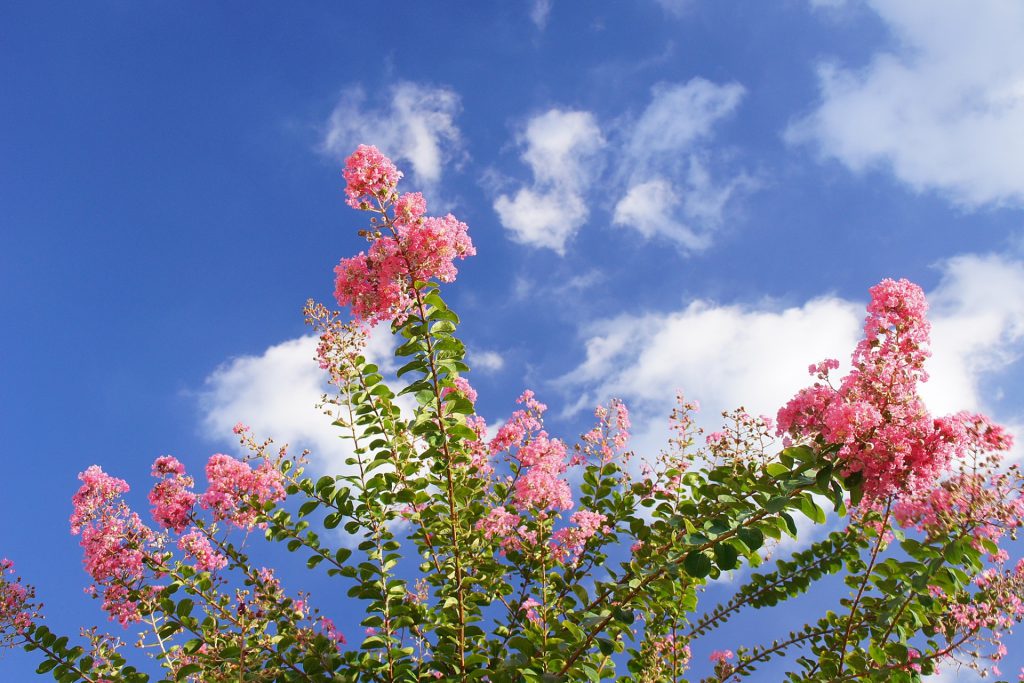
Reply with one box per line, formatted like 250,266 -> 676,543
0,560 -> 33,636
200,454 -> 287,529
477,507 -> 521,544
442,376 -> 478,405
550,510 -> 609,563
342,144 -> 402,209
476,391 -> 610,564
334,148 -> 475,325
777,279 -> 1005,500
70,465 -> 131,535
71,467 -> 152,626
177,530 -> 227,572
893,417 -> 1018,554
148,456 -> 196,533
576,399 -> 631,465
514,435 -> 573,511
463,414 -> 492,474
318,616 -> 347,648
489,391 -> 572,512
650,634 -> 691,666
520,597 -> 542,625
939,561 -> 1024,671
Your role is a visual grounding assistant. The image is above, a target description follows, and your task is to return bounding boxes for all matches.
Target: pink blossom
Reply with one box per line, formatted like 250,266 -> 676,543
393,192 -> 426,227
333,149 -> 475,325
318,616 -> 346,648
520,598 -> 542,625
550,510 -> 609,563
148,456 -> 196,533
399,213 -> 475,284
709,649 -> 734,664
343,145 -> 402,209
200,455 -> 286,529
70,466 -> 130,535
442,376 -> 478,405
513,435 -> 572,511
463,415 -> 492,473
177,530 -> 227,572
477,507 -> 521,542
776,279 -> 1009,500
0,560 -> 34,635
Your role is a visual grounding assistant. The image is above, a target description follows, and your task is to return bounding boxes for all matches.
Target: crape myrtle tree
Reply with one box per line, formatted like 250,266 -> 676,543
2,145 -> 1023,682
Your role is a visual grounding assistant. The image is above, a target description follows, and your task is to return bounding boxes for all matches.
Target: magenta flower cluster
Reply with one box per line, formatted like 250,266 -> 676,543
777,278 -> 1007,500
333,146 -> 475,325
68,452 -> 286,626
200,454 -> 287,529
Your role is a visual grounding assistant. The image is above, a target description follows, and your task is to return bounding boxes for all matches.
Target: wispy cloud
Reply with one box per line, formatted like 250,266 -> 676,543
322,81 -> 464,195
613,79 -> 750,251
471,349 -> 506,373
652,0 -> 690,18
493,109 -> 605,254
789,1 -> 1024,207
493,78 -> 750,254
529,0 -> 553,29
623,79 -> 745,174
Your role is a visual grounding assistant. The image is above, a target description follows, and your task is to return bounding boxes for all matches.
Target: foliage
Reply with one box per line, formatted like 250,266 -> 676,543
2,146 -> 1023,682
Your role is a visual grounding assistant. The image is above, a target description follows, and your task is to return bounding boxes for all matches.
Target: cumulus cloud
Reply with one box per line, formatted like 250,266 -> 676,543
789,1 -> 1024,207
560,253 -> 1024,463
493,109 -> 605,253
921,253 -> 1024,415
322,81 -> 463,193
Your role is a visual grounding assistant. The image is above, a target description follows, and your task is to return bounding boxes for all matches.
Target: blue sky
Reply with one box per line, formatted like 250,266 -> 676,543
3,1 -> 1024,680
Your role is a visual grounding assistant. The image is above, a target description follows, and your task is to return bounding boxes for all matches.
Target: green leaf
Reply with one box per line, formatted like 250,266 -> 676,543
176,599 -> 194,618
713,541 -> 739,570
177,664 -> 202,680
684,551 -> 712,579
738,527 -> 764,552
35,661 -> 58,674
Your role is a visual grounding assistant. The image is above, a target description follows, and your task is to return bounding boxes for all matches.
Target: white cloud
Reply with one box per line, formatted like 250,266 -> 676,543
494,187 -> 588,254
560,253 -> 1024,463
614,79 -> 750,251
613,161 -> 751,252
921,253 -> 1024,415
624,79 -> 745,173
494,79 -> 749,254
530,0 -> 552,29
561,295 -> 862,424
493,109 -> 605,253
789,1 -> 1024,207
322,81 -> 463,193
471,349 -> 505,373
